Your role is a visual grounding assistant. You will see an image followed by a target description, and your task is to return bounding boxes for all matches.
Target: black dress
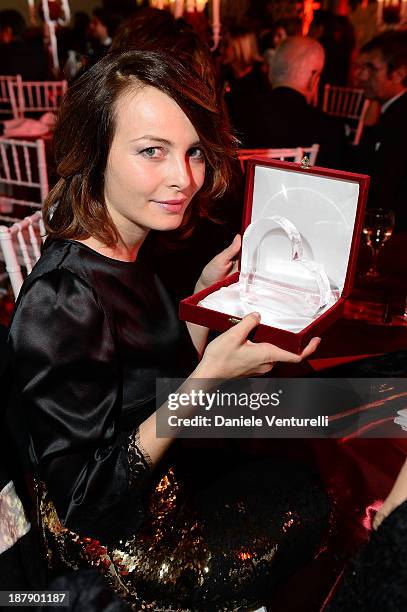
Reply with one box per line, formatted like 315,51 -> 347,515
6,238 -> 330,611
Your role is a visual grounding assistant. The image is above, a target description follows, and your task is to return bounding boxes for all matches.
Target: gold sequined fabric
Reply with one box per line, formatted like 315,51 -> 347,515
37,457 -> 331,612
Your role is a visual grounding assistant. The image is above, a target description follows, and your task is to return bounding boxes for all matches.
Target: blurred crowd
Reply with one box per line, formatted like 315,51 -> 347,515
0,5 -> 406,609
0,2 -> 406,242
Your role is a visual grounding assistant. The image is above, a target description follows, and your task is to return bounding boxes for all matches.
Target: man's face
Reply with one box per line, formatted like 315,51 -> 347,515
88,16 -> 108,43
355,50 -> 400,103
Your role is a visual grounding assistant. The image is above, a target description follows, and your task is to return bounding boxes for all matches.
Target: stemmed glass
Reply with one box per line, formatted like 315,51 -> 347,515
362,208 -> 395,279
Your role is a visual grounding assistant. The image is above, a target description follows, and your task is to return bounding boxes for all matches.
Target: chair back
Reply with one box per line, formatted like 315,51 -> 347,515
0,137 -> 48,219
0,75 -> 22,119
238,144 -> 320,172
9,80 -> 67,118
322,85 -> 370,145
0,211 -> 45,299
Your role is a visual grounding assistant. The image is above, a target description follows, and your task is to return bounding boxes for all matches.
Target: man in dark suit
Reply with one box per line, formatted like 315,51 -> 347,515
353,31 -> 407,231
249,36 -> 348,169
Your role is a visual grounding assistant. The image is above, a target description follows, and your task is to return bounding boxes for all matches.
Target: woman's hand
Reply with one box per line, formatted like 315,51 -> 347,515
372,500 -> 397,531
372,497 -> 400,531
195,234 -> 241,293
188,235 -> 241,357
194,312 -> 320,379
372,459 -> 407,530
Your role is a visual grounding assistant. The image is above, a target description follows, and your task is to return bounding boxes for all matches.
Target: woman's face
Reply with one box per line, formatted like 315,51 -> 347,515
104,85 -> 206,246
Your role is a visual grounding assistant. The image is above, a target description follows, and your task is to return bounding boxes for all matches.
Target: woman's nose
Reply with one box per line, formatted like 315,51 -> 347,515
168,157 -> 192,190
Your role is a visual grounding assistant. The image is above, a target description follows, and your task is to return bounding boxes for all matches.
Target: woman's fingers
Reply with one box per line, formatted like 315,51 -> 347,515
214,234 -> 241,267
300,337 -> 321,359
256,362 -> 275,375
228,315 -> 320,363
372,510 -> 387,530
197,235 -> 241,291
230,260 -> 239,274
201,314 -> 320,379
227,312 -> 261,342
222,234 -> 241,260
372,497 -> 402,530
250,337 -> 321,364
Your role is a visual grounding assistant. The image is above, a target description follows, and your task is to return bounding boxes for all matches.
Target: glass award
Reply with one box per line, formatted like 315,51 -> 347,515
239,215 -> 331,318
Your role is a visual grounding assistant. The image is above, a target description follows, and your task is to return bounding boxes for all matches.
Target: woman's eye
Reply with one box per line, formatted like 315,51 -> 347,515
140,147 -> 164,159
188,147 -> 205,161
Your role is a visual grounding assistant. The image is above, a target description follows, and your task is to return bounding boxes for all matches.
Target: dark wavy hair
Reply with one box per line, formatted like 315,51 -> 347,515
111,8 -> 216,91
44,49 -> 237,247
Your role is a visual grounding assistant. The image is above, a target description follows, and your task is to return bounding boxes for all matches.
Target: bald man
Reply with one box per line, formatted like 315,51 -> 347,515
249,36 -> 347,168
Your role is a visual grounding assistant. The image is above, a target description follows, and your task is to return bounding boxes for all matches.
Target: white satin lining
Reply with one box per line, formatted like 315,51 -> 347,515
0,480 -> 31,554
199,281 -> 338,333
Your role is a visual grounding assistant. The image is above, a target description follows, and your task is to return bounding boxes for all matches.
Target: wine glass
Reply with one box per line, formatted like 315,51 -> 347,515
362,208 -> 395,279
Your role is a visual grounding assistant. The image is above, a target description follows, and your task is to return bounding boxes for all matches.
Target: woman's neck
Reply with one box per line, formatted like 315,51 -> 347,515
76,235 -> 146,262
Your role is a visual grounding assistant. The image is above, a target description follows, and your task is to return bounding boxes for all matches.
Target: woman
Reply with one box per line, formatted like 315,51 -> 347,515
221,27 -> 271,148
109,6 -> 243,306
6,50 -> 327,610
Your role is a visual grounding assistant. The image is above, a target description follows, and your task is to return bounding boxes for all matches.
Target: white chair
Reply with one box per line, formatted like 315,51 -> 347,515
322,85 -> 370,146
0,137 -> 48,221
238,144 -> 320,172
0,211 -> 45,299
0,75 -> 22,119
9,80 -> 67,118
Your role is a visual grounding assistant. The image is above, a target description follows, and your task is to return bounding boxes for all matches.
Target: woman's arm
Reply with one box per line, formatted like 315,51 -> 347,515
12,267 -> 319,535
138,312 -> 320,465
373,458 -> 407,530
10,270 -> 150,535
186,235 -> 240,356
185,278 -> 211,359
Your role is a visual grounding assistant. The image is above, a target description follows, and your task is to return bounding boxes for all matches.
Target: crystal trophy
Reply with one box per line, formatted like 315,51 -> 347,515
239,215 -> 331,318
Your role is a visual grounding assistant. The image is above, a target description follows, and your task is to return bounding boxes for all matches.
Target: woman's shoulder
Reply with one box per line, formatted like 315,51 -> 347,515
30,238 -> 89,277
25,237 -> 126,293
17,239 -> 99,307
9,240 -> 112,340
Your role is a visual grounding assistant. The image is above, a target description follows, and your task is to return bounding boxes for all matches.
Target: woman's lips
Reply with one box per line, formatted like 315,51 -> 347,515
152,199 -> 187,213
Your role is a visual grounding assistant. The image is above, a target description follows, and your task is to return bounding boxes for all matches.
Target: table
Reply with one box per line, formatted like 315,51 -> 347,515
310,231 -> 407,370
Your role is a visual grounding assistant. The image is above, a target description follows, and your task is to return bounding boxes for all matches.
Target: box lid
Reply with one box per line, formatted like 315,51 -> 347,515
241,158 -> 370,298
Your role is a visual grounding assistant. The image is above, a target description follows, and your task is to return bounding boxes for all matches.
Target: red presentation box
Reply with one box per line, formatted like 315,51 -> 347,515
179,158 -> 370,354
